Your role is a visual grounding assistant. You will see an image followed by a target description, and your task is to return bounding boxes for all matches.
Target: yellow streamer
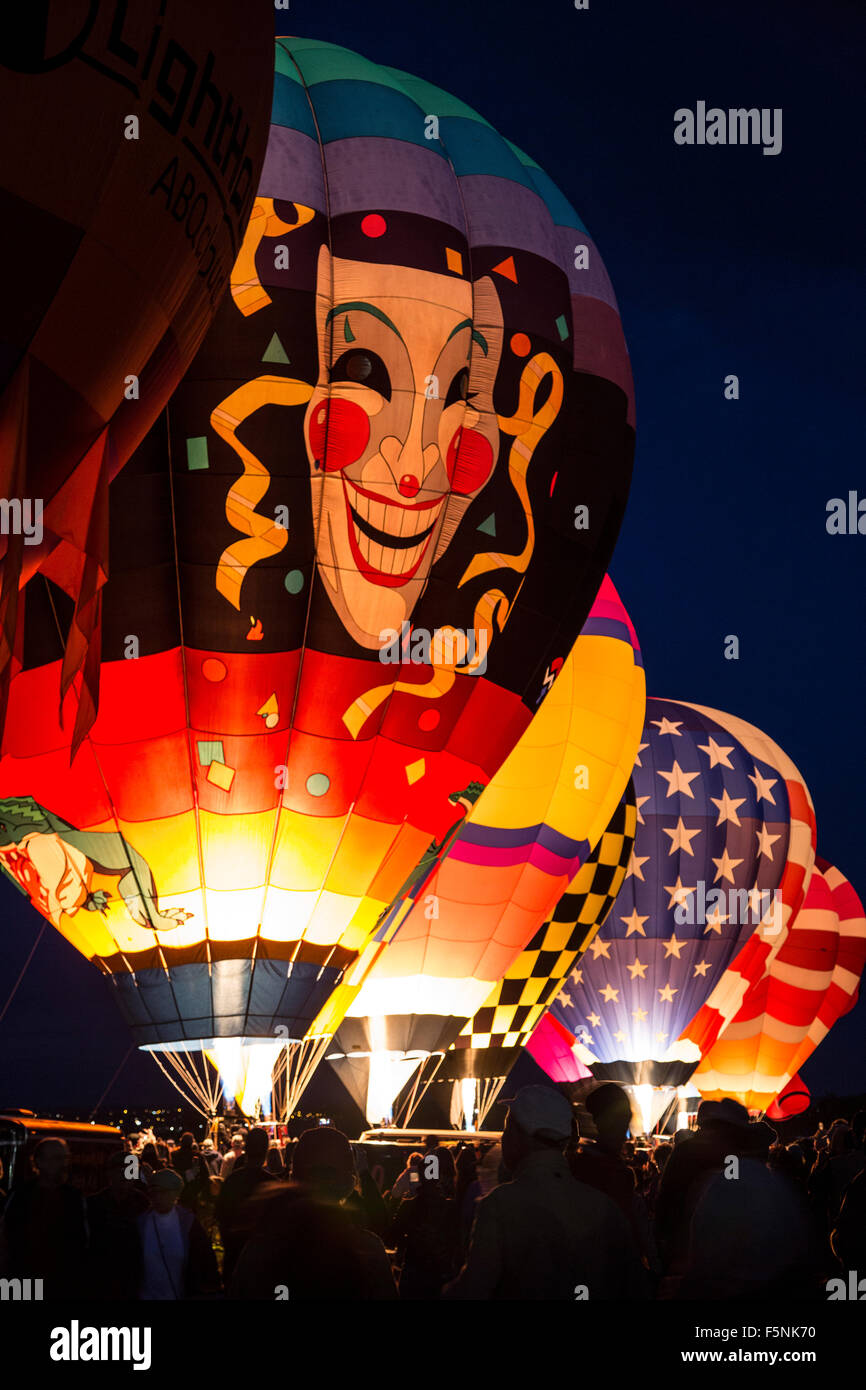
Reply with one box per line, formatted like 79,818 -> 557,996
231,197 -> 315,317
214,376 -> 313,610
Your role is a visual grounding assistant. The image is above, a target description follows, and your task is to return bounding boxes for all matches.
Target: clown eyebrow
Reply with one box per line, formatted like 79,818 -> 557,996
446,320 -> 488,355
325,301 -> 403,343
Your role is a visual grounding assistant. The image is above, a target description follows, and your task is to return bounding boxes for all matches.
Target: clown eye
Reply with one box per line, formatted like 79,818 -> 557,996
329,349 -> 391,400
444,367 -> 476,408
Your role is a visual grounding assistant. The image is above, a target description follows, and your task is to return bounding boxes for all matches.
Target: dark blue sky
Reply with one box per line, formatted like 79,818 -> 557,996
1,0 -> 863,1110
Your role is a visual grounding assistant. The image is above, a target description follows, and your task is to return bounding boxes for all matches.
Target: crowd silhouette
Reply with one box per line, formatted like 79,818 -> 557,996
0,1084 -> 863,1301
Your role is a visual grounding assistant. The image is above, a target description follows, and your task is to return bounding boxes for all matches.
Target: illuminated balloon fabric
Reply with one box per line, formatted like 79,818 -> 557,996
0,2 -> 274,746
766,1074 -> 811,1121
678,704 -> 816,1059
787,859 -> 866,1075
694,860 -> 866,1110
326,575 -> 644,1088
548,698 -> 800,1087
0,41 -> 635,1070
692,866 -> 838,1110
440,774 -> 637,1084
328,768 -> 635,1116
525,1012 -> 592,1084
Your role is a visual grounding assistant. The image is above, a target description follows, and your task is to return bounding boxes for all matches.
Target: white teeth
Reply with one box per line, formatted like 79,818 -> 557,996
345,481 -> 444,576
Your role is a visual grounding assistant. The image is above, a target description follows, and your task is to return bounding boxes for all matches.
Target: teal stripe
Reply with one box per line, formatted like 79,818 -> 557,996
523,166 -> 587,231
271,71 -> 317,137
306,78 -> 448,150
382,67 -> 495,128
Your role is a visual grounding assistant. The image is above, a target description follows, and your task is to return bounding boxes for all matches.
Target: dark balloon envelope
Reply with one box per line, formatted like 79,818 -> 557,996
0,0 -> 275,748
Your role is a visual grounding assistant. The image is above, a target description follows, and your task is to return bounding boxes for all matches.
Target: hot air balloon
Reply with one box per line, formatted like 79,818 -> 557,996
678,704 -> 816,1058
325,576 -> 643,1127
525,1012 -> 593,1085
546,698 -> 815,1132
0,2 -> 275,749
693,859 -> 866,1112
766,1075 -> 811,1121
434,773 -> 637,1130
0,38 -> 637,1120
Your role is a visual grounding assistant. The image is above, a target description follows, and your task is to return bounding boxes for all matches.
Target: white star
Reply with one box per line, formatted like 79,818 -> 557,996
698,737 -> 735,769
712,848 -> 744,885
756,825 -> 781,860
634,741 -> 649,768
600,985 -> 620,1004
635,795 -> 651,825
658,983 -> 678,1002
655,1032 -> 669,1044
663,934 -> 685,959
710,789 -> 746,827
613,1030 -> 627,1043
588,936 -> 612,960
693,960 -> 711,976
621,908 -> 649,937
704,904 -> 727,934
632,1007 -> 648,1022
627,957 -> 648,980
569,966 -> 583,985
651,717 -> 683,736
656,761 -> 701,800
662,817 -> 702,856
587,1012 -> 602,1027
555,986 -> 572,1006
749,766 -> 778,804
664,877 -> 695,910
626,850 -> 650,882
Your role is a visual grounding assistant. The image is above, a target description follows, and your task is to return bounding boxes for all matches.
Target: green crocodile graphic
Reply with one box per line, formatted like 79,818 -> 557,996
0,796 -> 189,932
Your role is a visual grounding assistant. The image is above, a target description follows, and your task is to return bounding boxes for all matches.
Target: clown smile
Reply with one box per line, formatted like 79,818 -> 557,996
342,478 -> 445,586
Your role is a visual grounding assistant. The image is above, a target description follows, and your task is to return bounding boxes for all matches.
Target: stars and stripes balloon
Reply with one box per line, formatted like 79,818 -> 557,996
547,698 -> 811,1097
678,704 -> 816,1059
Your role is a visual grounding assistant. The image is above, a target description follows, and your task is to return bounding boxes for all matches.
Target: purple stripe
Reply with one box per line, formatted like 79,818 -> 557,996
460,820 -> 590,860
553,227 -> 619,311
451,839 -> 584,877
323,137 -> 465,225
457,174 -> 560,264
259,127 -> 326,210
580,615 -> 634,645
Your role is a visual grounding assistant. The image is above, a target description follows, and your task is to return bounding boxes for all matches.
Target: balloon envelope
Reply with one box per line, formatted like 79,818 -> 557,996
0,3 -> 275,744
547,698 -> 809,1087
0,38 -> 636,1110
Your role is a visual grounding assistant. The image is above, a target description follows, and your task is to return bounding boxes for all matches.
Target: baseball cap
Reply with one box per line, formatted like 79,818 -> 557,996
504,1085 -> 574,1142
147,1168 -> 184,1192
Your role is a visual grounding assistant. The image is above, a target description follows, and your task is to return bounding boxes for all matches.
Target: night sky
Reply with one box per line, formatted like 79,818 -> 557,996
1,0 -> 862,1114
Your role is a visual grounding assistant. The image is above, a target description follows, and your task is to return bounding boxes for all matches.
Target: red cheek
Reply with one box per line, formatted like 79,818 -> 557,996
447,426 -> 495,496
308,398 -> 370,472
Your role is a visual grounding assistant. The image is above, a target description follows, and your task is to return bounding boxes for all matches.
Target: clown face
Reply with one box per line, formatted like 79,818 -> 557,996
304,248 -> 504,649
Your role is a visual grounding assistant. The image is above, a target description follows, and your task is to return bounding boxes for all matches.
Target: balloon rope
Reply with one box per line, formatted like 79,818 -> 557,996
0,919 -> 47,1027
89,1043 -> 135,1120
